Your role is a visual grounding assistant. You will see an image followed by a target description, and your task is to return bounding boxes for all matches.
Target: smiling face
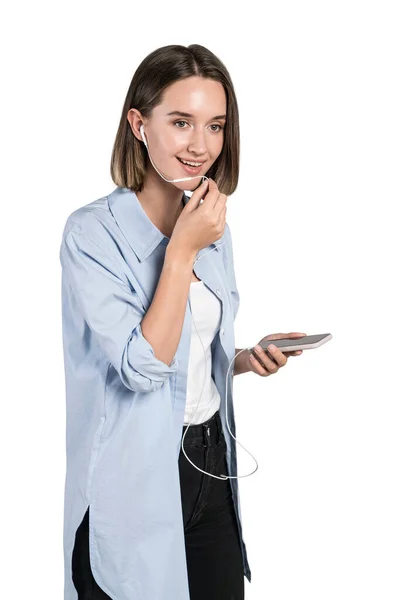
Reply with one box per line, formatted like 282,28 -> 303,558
128,76 -> 227,190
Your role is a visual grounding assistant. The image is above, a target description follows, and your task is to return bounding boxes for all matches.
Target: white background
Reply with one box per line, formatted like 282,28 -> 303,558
1,1 -> 393,598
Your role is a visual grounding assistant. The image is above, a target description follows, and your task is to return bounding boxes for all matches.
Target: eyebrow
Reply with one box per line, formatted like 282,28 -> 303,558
166,110 -> 227,121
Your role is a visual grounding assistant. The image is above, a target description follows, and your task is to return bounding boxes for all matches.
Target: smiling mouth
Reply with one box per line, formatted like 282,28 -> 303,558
176,157 -> 205,166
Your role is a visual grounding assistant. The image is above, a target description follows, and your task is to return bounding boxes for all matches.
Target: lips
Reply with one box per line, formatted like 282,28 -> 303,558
176,157 -> 205,167
176,157 -> 205,174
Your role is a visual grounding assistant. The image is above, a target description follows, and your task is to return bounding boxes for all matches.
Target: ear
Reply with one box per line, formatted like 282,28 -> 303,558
127,108 -> 145,143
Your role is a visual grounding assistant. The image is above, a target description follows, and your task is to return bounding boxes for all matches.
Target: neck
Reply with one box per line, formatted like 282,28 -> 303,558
136,164 -> 192,237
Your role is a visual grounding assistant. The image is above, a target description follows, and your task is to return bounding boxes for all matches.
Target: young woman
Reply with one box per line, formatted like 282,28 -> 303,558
60,43 -> 304,600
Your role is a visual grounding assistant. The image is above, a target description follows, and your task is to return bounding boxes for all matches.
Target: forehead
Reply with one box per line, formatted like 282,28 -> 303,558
158,77 -> 226,115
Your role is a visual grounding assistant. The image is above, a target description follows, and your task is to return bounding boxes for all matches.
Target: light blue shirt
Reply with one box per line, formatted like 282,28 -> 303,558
60,186 -> 252,600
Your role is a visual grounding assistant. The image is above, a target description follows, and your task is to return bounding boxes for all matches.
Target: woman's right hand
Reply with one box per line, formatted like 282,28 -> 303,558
170,178 -> 227,255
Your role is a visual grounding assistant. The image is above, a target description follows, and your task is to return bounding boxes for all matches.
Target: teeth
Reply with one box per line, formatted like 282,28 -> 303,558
179,158 -> 202,167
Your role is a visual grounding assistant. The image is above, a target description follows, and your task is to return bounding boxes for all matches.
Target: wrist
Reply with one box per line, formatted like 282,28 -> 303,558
234,348 -> 251,376
166,240 -> 197,265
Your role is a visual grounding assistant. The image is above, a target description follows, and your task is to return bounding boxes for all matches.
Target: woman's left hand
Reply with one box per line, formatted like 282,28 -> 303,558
248,332 -> 307,377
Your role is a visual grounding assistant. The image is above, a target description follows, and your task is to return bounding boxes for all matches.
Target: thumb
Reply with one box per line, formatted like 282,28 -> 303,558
185,178 -> 210,210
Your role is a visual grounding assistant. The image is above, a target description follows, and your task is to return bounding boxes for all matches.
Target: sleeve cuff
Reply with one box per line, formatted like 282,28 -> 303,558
130,322 -> 179,379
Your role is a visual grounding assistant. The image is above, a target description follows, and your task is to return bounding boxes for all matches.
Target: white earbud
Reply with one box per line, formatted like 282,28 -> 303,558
140,124 -> 147,147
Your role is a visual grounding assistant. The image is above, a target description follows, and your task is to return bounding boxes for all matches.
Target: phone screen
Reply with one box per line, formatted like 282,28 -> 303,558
261,334 -> 329,349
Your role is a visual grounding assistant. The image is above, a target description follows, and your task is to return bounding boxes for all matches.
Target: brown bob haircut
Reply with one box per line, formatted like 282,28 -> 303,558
110,44 -> 240,196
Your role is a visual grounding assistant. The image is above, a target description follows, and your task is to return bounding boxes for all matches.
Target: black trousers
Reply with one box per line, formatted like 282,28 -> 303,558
72,409 -> 245,599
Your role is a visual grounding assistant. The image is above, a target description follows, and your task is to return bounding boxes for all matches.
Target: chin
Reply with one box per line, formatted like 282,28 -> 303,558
173,179 -> 204,191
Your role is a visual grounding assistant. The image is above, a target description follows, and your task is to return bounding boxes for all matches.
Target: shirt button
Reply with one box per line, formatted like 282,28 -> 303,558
221,329 -> 225,336
216,289 -> 221,296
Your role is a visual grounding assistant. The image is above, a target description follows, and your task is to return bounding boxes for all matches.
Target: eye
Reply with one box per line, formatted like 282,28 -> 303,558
174,120 -> 223,132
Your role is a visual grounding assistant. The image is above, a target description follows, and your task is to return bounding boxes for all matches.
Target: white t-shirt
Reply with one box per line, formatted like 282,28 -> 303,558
183,280 -> 222,425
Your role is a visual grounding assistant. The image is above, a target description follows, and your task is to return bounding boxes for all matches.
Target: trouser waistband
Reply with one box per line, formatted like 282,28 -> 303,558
182,410 -> 223,446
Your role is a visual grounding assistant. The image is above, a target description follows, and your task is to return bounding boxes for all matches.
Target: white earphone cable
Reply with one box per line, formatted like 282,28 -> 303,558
139,124 -> 259,480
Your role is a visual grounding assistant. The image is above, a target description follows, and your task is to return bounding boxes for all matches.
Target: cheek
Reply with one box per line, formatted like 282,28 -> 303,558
159,133 -> 183,156
215,136 -> 225,153
147,127 -> 174,154
209,137 -> 224,158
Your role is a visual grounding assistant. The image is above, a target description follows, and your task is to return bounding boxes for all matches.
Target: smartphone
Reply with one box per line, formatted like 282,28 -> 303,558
248,333 -> 332,354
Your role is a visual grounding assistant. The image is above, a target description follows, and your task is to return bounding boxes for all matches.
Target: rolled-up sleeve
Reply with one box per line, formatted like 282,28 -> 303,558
224,224 -> 240,321
60,228 -> 179,393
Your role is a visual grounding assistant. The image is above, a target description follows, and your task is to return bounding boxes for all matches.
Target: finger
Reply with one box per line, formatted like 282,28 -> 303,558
187,178 -> 210,209
219,199 -> 227,220
207,177 -> 218,189
249,353 -> 269,376
265,344 -> 288,367
201,178 -> 220,208
253,345 -> 281,372
213,192 -> 228,216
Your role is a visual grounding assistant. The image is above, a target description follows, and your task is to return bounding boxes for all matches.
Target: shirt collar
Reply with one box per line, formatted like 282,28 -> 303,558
108,186 -> 222,262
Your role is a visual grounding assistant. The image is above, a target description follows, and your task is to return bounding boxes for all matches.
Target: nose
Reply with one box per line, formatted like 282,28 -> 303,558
187,126 -> 209,156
